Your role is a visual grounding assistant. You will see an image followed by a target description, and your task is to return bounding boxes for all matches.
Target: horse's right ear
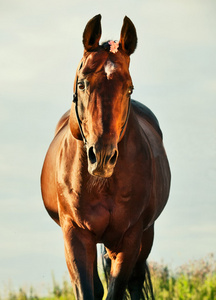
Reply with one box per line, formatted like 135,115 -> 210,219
83,14 -> 102,52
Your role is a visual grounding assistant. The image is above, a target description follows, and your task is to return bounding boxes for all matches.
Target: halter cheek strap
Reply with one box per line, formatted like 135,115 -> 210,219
73,76 -> 87,145
72,65 -> 130,145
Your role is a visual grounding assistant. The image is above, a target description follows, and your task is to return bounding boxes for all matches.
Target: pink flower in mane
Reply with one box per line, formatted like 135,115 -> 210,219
108,40 -> 119,53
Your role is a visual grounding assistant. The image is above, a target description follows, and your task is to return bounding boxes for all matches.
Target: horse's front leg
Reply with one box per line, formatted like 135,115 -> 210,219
128,224 -> 155,300
62,220 -> 100,300
106,221 -> 143,300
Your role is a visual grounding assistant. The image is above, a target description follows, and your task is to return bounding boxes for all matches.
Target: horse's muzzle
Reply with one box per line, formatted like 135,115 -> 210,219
87,144 -> 118,178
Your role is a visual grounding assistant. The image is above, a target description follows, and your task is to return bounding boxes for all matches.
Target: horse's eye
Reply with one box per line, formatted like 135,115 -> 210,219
78,82 -> 85,90
128,87 -> 133,96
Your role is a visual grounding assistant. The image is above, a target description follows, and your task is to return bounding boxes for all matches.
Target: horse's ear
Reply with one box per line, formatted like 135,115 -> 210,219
83,14 -> 102,51
120,16 -> 137,56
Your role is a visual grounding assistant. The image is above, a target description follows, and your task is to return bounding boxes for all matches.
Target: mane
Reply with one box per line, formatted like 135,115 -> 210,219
101,40 -> 120,53
101,41 -> 112,51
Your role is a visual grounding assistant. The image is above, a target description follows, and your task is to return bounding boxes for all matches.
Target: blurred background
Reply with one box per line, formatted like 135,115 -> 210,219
1,0 -> 215,294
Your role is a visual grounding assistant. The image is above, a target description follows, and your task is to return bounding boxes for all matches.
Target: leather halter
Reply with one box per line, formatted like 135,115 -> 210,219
73,75 -> 88,145
72,70 -> 131,145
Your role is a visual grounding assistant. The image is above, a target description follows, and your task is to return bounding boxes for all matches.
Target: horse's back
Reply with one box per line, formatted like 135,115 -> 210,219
131,100 -> 163,139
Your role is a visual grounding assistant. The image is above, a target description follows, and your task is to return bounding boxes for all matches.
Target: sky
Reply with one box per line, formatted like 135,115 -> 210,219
1,0 -> 216,295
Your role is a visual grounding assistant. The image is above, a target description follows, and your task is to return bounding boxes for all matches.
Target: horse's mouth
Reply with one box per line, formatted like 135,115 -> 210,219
88,165 -> 114,178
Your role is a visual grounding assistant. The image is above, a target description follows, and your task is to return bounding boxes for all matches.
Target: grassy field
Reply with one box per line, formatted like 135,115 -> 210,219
1,254 -> 216,300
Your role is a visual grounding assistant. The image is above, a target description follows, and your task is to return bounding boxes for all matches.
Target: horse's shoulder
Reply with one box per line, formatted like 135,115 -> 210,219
131,100 -> 163,139
55,109 -> 70,135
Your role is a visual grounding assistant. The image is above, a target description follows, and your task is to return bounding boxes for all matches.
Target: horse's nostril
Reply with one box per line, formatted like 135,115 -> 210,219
88,146 -> 97,164
110,150 -> 118,165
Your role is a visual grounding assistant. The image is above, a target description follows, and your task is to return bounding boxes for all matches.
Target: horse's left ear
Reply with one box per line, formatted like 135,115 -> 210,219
83,14 -> 102,51
120,16 -> 137,56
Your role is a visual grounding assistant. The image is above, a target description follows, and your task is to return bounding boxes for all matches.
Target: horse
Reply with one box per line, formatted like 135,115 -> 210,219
41,14 -> 171,300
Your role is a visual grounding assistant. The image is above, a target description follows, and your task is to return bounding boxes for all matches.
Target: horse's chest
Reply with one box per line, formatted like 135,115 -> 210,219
81,183 -> 148,244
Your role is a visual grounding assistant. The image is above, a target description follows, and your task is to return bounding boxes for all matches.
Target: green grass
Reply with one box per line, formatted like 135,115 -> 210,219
1,254 -> 215,300
150,253 -> 216,300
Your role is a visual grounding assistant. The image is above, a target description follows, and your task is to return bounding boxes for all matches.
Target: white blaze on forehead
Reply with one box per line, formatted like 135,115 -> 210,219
104,60 -> 116,80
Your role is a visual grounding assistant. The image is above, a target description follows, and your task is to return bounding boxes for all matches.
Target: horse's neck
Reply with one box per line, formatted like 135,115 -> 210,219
60,129 -> 87,172
121,108 -> 144,145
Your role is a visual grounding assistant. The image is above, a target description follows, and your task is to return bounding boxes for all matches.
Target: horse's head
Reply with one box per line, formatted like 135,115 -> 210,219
70,15 -> 137,178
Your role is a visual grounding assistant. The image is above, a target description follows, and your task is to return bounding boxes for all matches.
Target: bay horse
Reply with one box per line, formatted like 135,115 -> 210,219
41,15 -> 171,300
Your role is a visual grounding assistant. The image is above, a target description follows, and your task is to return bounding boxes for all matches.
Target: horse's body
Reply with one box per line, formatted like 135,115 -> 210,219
41,15 -> 171,300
